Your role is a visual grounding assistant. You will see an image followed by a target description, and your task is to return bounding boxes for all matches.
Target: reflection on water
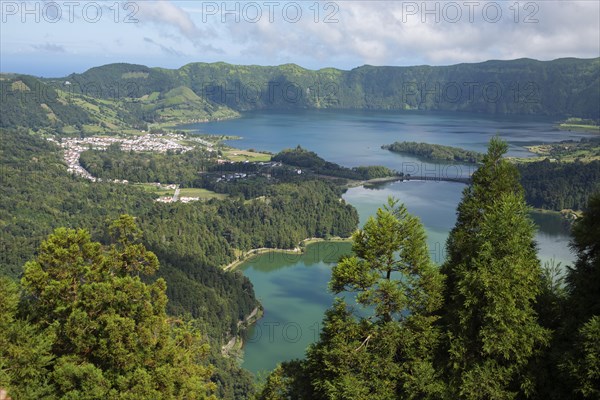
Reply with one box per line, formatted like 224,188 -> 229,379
530,211 -> 575,267
242,242 -> 352,273
530,211 -> 572,237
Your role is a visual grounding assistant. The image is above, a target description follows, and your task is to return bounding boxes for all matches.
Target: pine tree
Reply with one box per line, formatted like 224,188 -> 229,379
302,197 -> 445,399
438,137 -> 549,399
6,216 -> 217,399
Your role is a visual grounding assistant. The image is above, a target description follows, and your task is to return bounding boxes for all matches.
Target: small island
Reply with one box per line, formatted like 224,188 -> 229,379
382,141 -> 484,163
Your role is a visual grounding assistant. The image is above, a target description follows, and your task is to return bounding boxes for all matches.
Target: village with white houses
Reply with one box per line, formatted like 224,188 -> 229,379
46,132 -> 304,204
48,133 -> 215,203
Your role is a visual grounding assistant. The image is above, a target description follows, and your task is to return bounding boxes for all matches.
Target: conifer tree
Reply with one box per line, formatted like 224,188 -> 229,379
2,215 -> 217,399
301,198 -> 445,399
0,277 -> 55,399
562,193 -> 600,398
438,137 -> 549,399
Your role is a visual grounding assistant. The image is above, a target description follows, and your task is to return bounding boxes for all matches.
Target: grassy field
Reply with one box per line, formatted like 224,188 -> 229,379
516,142 -> 600,163
557,118 -> 600,133
178,188 -> 228,200
558,124 -> 600,133
134,183 -> 175,196
558,123 -> 600,133
223,149 -> 271,162
133,185 -> 228,200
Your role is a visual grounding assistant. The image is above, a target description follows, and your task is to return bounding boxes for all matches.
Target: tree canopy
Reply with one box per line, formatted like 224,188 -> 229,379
438,137 -> 549,399
1,216 -> 216,399
258,198 -> 445,399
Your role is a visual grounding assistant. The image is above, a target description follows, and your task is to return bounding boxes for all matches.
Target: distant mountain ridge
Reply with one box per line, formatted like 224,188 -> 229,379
61,57 -> 600,117
1,57 -> 598,132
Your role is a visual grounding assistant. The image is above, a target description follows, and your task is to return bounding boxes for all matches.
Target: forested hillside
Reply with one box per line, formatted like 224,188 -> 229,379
79,145 -> 214,185
519,160 -> 600,211
0,128 -> 359,399
0,128 -> 358,319
0,75 -> 91,129
62,58 -> 600,118
3,58 -> 598,134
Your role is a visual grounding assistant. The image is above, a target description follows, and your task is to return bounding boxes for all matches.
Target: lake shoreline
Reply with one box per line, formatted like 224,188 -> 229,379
220,238 -> 352,365
221,237 -> 352,272
221,306 -> 264,360
531,207 -> 581,224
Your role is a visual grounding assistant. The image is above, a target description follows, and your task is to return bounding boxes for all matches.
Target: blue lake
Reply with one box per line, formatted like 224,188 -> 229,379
181,110 -> 589,374
182,109 -> 594,177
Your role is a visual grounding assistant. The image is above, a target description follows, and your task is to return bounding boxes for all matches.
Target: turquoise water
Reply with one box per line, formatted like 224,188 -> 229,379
239,242 -> 352,374
180,110 -> 586,374
240,180 -> 574,375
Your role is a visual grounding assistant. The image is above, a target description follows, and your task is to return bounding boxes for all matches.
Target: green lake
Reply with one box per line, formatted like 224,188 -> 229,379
239,180 -> 574,375
182,110 -> 587,374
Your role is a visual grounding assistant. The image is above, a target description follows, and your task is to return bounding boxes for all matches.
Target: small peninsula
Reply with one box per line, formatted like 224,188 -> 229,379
382,141 -> 484,163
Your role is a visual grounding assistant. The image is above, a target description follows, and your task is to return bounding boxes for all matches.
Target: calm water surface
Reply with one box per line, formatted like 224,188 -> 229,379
240,181 -> 574,375
183,110 -> 595,177
181,111 -> 585,374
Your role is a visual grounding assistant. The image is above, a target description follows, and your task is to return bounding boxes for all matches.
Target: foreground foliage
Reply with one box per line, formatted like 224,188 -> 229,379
1,216 -> 215,399
438,137 -> 549,399
257,138 -> 599,400
0,128 -> 358,399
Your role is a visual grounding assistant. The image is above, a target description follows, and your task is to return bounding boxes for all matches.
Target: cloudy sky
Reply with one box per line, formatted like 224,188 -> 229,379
1,0 -> 599,77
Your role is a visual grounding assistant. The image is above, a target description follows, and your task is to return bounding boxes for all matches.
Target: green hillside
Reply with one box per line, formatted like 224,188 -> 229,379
140,85 -> 239,123
67,57 -> 600,118
0,74 -> 148,134
0,75 -> 90,130
2,58 -> 599,134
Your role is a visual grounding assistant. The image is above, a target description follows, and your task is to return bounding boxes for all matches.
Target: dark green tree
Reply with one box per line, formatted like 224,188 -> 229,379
438,137 -> 549,399
0,277 -> 55,399
290,198 -> 445,399
562,193 -> 600,398
566,193 -> 600,328
4,216 -> 217,399
529,258 -> 571,400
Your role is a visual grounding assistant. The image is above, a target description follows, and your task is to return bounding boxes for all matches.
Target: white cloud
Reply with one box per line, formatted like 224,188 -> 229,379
31,42 -> 66,53
137,0 -> 202,39
143,37 -> 185,57
136,0 -> 222,53
197,0 -> 599,67
1,0 -> 598,74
